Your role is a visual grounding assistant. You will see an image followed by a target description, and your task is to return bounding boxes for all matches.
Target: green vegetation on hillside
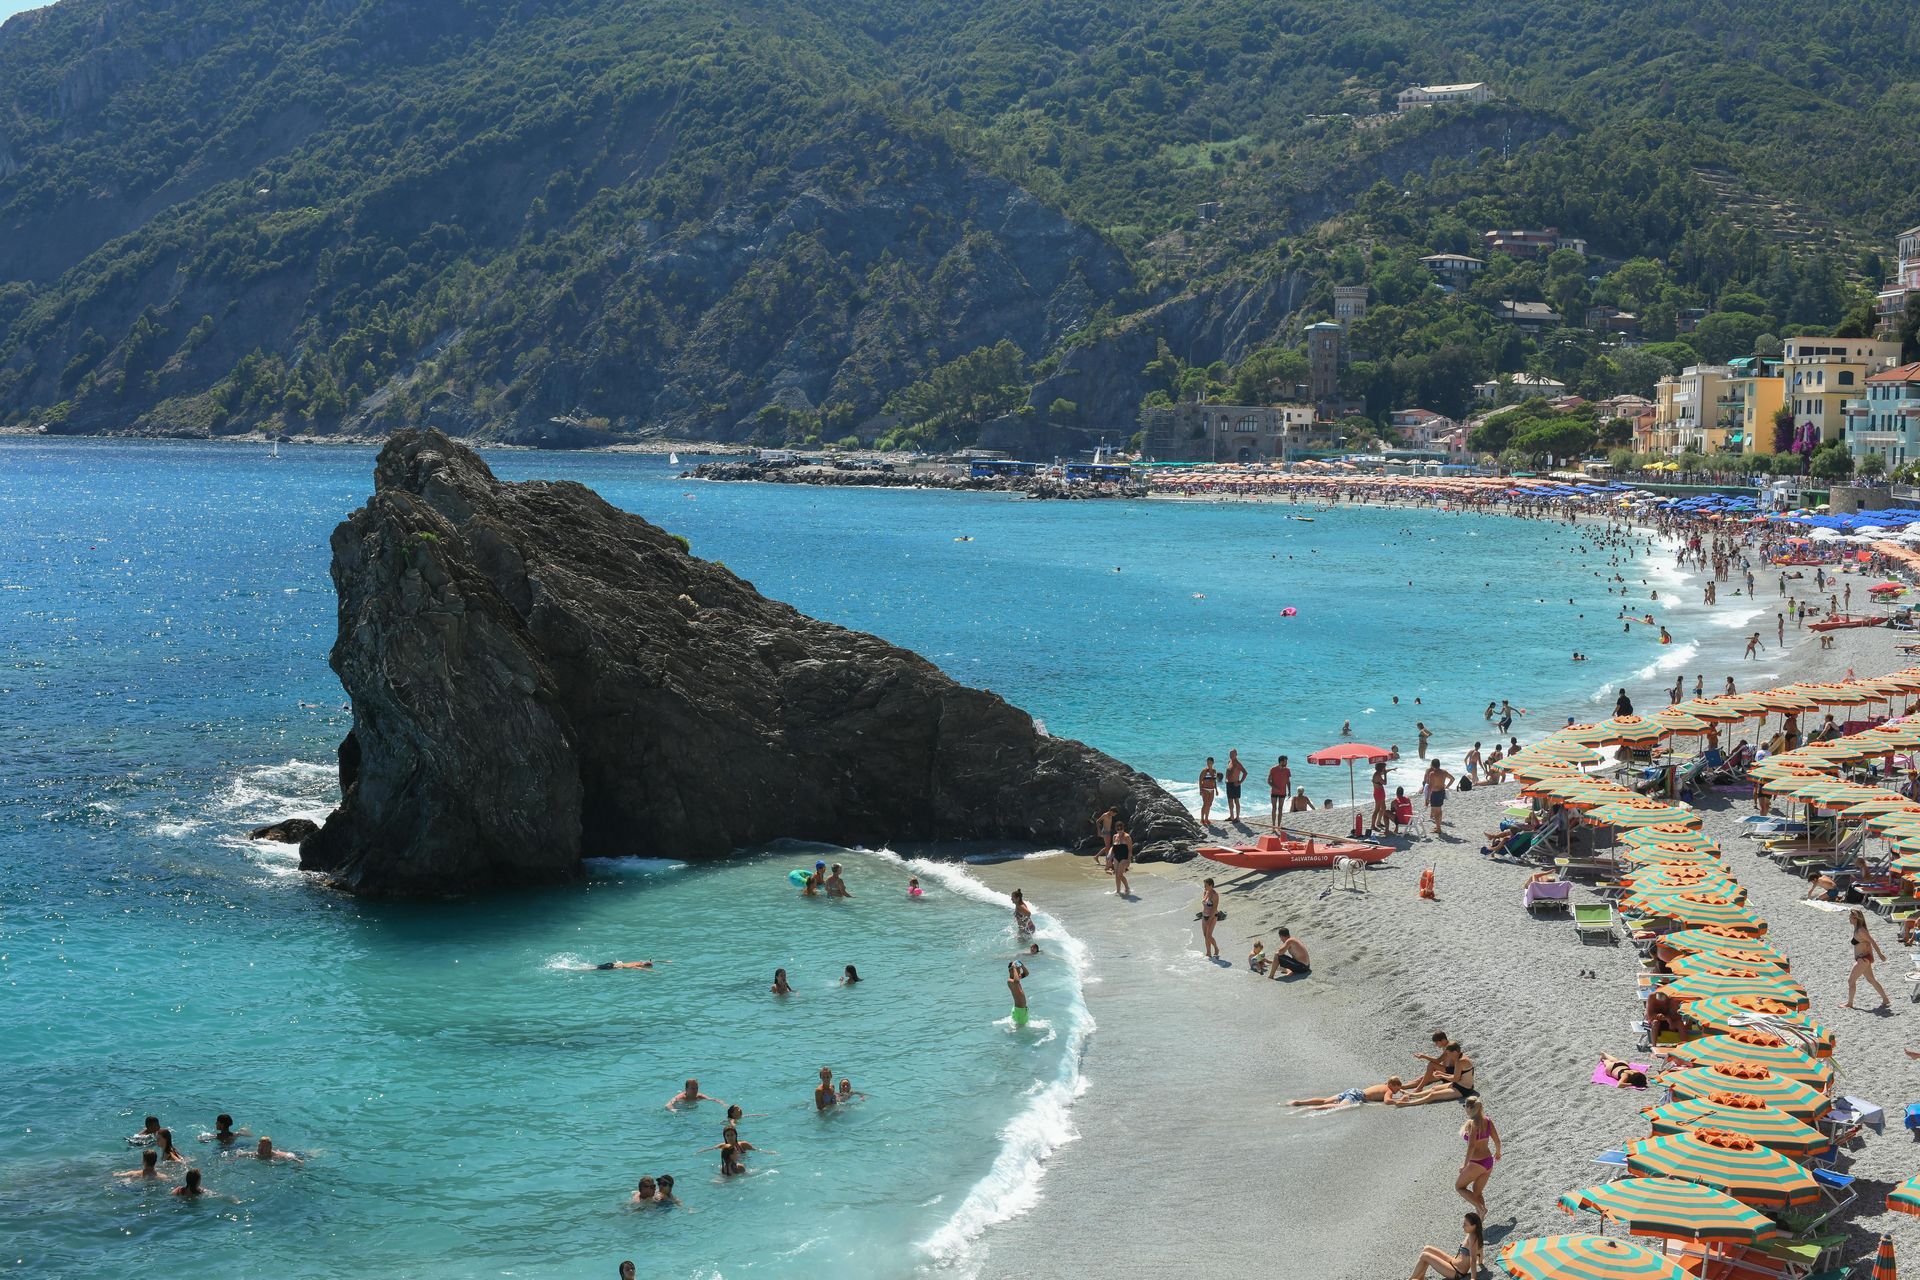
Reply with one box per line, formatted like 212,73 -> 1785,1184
0,0 -> 1914,444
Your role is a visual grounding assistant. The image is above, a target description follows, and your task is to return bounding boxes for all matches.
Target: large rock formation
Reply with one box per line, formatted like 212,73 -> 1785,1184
300,430 -> 1197,895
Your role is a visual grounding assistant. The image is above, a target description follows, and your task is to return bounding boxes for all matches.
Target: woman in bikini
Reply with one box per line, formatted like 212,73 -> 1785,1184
1455,1098 -> 1501,1216
1409,1212 -> 1483,1280
1010,888 -> 1036,934
1198,758 -> 1220,826
1109,825 -> 1133,897
1395,1045 -> 1475,1106
1199,878 -> 1221,960
1845,908 -> 1891,1010
1597,1053 -> 1649,1087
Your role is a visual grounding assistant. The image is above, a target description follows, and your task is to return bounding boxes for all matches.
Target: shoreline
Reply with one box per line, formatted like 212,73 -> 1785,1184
966,620 -> 1920,1278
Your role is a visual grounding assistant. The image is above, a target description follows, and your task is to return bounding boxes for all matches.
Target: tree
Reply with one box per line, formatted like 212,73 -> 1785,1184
1611,347 -> 1676,398
1690,311 -> 1773,364
1810,445 -> 1854,481
1860,453 -> 1887,480
1047,397 -> 1079,423
1770,451 -> 1803,477
1511,417 -> 1596,461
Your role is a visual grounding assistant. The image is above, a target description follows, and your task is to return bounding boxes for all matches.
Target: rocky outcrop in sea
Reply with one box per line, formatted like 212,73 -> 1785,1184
298,430 -> 1196,895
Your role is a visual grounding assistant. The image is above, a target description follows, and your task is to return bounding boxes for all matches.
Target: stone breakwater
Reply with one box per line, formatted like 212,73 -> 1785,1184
687,460 -> 1144,499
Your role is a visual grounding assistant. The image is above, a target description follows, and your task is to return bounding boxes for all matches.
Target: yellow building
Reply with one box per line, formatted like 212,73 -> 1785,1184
1649,365 -> 1738,455
1780,336 -> 1901,446
1723,357 -> 1784,455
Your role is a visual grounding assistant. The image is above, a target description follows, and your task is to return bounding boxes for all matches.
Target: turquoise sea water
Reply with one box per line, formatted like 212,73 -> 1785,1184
0,440 -> 1739,1277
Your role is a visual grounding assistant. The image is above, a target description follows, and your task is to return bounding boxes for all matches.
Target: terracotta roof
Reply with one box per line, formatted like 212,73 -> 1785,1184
1867,362 -> 1920,383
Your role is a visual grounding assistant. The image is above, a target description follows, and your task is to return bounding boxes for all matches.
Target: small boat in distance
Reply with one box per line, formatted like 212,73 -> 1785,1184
1195,832 -> 1394,871
268,438 -> 280,460
669,451 -> 680,466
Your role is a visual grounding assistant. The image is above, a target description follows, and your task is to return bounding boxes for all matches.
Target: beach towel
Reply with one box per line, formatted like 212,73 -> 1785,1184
1591,1061 -> 1650,1089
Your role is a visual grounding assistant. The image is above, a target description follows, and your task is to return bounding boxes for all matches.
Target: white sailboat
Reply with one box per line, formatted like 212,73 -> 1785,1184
669,451 -> 680,466
268,438 -> 280,460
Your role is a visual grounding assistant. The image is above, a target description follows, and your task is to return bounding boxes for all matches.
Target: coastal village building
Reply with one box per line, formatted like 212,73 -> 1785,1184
1647,365 -> 1737,455
1332,286 -> 1370,326
1495,300 -> 1562,333
1306,321 -> 1344,406
1141,403 -> 1325,462
1844,362 -> 1920,469
1781,335 -> 1902,448
1876,225 -> 1920,338
1396,82 -> 1492,110
1482,228 -> 1580,260
1724,356 -> 1785,456
1473,373 -> 1567,402
1389,408 -> 1464,454
1583,306 -> 1641,340
1419,253 -> 1484,288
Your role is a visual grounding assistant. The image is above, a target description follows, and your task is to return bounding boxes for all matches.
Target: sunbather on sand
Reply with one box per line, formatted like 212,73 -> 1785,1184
1410,1032 -> 1458,1089
1645,988 -> 1686,1041
1288,1077 -> 1406,1111
1597,1053 -> 1649,1087
1393,1046 -> 1476,1106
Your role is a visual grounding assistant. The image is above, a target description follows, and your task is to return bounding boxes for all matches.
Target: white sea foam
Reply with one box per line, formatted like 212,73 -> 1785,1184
1631,638 -> 1700,683
581,857 -> 688,877
864,850 -> 1096,1273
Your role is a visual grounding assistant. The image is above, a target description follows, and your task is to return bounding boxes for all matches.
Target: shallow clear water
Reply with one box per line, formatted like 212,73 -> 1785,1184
0,439 -> 1730,1277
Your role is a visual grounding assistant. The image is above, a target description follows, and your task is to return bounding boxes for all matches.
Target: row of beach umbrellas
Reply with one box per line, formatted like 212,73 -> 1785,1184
1489,670 -> 1920,1278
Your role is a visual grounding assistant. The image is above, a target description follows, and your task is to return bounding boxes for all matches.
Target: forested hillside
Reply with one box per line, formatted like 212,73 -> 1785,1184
0,0 -> 1915,445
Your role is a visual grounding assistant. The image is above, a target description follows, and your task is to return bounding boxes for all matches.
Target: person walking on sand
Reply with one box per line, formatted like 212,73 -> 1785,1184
1777,613 -> 1785,647
1424,759 -> 1455,834
1268,756 -> 1291,829
1198,757 -> 1219,826
1845,909 -> 1891,1010
1110,825 -> 1133,897
1224,750 -> 1248,823
1094,807 -> 1118,859
1464,743 -> 1482,783
1455,1098 -> 1501,1216
1199,878 -> 1221,959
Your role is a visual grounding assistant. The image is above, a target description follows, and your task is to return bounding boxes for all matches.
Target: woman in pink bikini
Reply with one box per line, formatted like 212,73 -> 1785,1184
1455,1098 -> 1501,1216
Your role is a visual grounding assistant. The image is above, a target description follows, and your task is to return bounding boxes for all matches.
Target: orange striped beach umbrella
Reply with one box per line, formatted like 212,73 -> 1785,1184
1664,971 -> 1798,1006
1660,927 -> 1778,956
1629,870 -> 1742,899
1590,802 -> 1703,829
1621,844 -> 1722,867
1673,1032 -> 1831,1088
1663,1064 -> 1831,1122
1620,825 -> 1720,851
1635,895 -> 1767,932
1558,1177 -> 1784,1244
1680,996 -> 1829,1054
1642,1097 -> 1827,1159
1666,948 -> 1780,977
1498,1235 -> 1689,1280
1621,1129 -> 1821,1209
1872,1234 -> 1896,1280
1888,1174 -> 1920,1217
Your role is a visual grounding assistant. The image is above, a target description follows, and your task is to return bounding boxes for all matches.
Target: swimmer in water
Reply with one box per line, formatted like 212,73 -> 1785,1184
1008,961 -> 1031,1027
245,1136 -> 302,1164
814,1066 -> 838,1112
724,1104 -> 768,1125
594,960 -> 655,970
171,1168 -> 206,1198
155,1129 -> 186,1163
200,1114 -> 248,1146
1011,888 -> 1035,934
840,964 -> 861,985
704,1126 -> 771,1176
803,861 -> 826,897
771,968 -> 793,995
907,876 -> 922,897
666,1079 -> 724,1112
116,1150 -> 170,1181
654,1174 -> 680,1207
631,1175 -> 658,1205
128,1115 -> 162,1147
836,1078 -> 866,1104
825,863 -> 851,898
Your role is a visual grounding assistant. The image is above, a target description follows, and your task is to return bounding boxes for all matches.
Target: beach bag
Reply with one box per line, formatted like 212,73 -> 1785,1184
1458,776 -> 1473,793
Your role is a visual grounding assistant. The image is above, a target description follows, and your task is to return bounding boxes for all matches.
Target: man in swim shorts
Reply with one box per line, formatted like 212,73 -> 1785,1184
1266,928 -> 1311,979
595,960 -> 654,970
1268,756 -> 1291,829
1008,961 -> 1030,1025
1224,749 -> 1247,823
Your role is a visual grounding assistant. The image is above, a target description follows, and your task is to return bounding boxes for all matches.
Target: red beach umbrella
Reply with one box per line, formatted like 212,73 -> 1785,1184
1306,742 -> 1392,809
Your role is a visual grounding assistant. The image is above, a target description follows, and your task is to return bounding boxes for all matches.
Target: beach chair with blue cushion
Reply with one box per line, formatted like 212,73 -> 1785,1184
1573,903 -> 1615,942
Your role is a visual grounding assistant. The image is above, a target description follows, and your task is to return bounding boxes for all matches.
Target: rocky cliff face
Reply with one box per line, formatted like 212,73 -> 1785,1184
301,431 -> 1197,895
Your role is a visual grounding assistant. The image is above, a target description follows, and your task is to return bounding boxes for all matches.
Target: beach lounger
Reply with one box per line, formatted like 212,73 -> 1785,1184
1573,903 -> 1615,942
1523,880 -> 1571,915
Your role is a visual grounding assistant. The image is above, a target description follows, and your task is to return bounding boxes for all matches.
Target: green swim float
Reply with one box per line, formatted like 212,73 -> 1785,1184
788,868 -> 809,886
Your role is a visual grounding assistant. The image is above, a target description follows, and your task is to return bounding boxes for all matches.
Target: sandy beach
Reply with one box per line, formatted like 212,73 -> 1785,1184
967,618 -> 1920,1277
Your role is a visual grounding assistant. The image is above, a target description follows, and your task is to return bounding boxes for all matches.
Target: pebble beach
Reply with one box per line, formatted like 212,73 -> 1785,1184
969,609 -> 1920,1278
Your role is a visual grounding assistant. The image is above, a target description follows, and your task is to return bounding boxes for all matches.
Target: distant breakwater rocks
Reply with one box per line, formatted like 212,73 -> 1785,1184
687,460 -> 1144,500
294,430 -> 1195,896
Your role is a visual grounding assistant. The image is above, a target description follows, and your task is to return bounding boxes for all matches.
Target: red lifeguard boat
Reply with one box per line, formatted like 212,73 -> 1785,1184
1195,832 -> 1395,871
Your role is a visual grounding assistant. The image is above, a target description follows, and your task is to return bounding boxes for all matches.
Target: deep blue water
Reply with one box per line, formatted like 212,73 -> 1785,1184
0,439 -> 1735,1277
